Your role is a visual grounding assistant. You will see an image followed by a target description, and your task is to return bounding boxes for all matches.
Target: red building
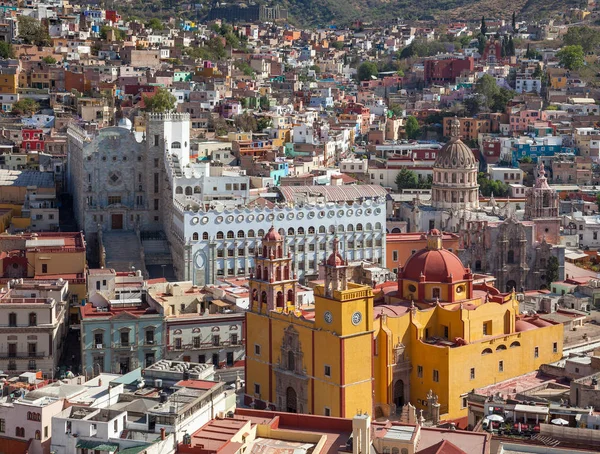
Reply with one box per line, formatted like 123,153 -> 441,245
21,129 -> 44,151
424,56 -> 474,85
105,10 -> 121,23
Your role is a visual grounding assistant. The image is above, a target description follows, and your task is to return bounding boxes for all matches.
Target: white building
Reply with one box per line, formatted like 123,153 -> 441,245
515,77 -> 541,94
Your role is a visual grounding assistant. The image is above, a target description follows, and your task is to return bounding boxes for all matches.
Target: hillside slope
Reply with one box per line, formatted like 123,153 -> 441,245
277,0 -> 579,26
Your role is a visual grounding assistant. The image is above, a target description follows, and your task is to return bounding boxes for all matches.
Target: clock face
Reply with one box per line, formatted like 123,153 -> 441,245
351,311 -> 362,326
324,311 -> 333,324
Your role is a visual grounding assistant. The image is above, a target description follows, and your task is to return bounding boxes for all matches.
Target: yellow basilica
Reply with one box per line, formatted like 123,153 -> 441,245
244,227 -> 564,420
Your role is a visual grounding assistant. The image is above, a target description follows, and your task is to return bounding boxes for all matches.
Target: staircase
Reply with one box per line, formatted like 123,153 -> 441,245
102,231 -> 146,276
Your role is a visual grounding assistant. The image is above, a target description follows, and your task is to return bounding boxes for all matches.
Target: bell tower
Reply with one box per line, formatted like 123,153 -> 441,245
249,226 -> 297,314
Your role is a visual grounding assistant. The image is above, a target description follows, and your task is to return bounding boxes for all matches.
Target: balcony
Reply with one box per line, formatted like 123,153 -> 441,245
113,342 -> 136,349
167,339 -> 243,351
0,351 -> 46,359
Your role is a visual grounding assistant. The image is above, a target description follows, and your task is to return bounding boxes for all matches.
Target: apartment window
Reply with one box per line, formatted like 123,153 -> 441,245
470,368 -> 475,380
442,325 -> 448,339
254,383 -> 260,395
417,365 -> 423,378
433,369 -> 439,382
212,335 -> 220,346
42,264 -> 47,273
154,135 -> 159,147
254,344 -> 261,355
8,312 -> 16,327
145,329 -> 154,344
28,360 -> 36,370
0,418 -> 4,433
461,395 -> 468,409
324,365 -> 331,377
175,338 -> 182,350
193,336 -> 200,348
230,333 -> 238,345
392,251 -> 398,262
534,347 -> 539,358
553,342 -> 558,353
154,199 -> 159,210
120,331 -> 129,347
482,321 -> 491,336
324,407 -> 331,416
154,173 -> 159,193
44,426 -> 48,438
28,313 -> 36,326
498,360 -> 504,372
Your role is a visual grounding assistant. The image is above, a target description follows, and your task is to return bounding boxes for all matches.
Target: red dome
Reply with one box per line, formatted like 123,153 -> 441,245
515,320 -> 537,332
263,226 -> 281,241
327,252 -> 344,266
403,249 -> 466,283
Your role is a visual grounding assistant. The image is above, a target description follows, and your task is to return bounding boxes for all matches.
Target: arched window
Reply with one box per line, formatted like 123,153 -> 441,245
366,223 -> 372,231
507,250 -> 515,264
432,288 -> 440,299
288,227 -> 295,235
202,232 -> 209,240
392,448 -> 399,454
248,229 -> 255,238
261,291 -> 267,303
308,226 -> 315,234
383,449 -> 390,454
298,227 -> 305,235
227,231 -> 234,239
481,348 -> 493,355
171,141 -> 181,149
194,186 -> 201,194
496,345 -> 507,351
338,225 -> 344,232
475,260 -> 482,271
176,186 -> 183,194
185,186 -> 192,196
288,350 -> 295,371
356,223 -> 363,231
237,230 -> 245,238
278,228 -> 285,236
375,222 -> 382,230
510,341 -> 521,348
216,232 -> 224,239
192,232 -> 199,241
256,265 -> 262,279
258,229 -> 265,237
319,226 -> 326,233
347,224 -> 354,232
35,430 -> 41,440
28,313 -> 36,327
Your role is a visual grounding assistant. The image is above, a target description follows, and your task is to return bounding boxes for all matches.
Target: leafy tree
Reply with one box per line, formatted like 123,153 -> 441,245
331,40 -> 344,50
464,95 -> 484,116
18,16 -> 51,46
146,18 -> 164,31
475,74 -> 499,108
491,88 -> 514,113
208,115 -> 231,136
520,156 -> 533,163
100,25 -> 126,41
42,56 -> 57,64
11,98 -> 39,116
256,117 -> 272,131
0,41 -> 13,59
395,168 -> 419,190
405,116 -> 420,139
235,61 -> 255,77
546,256 -> 559,287
512,11 -> 516,32
508,36 -> 515,56
557,45 -> 585,70
357,61 -> 378,81
477,34 -> 487,55
480,16 -> 487,36
563,26 -> 600,54
388,103 -> 403,117
143,88 -> 177,113
477,172 -> 509,197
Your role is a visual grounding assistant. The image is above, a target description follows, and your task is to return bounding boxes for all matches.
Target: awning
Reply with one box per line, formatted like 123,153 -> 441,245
75,440 -> 119,452
514,404 -> 549,415
210,299 -> 232,307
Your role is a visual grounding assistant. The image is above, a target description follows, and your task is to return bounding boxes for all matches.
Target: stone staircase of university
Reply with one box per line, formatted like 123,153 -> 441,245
102,231 -> 147,276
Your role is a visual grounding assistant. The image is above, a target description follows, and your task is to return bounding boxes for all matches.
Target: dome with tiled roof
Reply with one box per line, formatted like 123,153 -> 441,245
263,226 -> 281,242
434,118 -> 478,170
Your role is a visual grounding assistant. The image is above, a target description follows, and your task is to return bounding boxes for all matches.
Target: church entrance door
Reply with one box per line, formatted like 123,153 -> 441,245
394,380 -> 405,410
111,214 -> 123,230
286,387 -> 297,413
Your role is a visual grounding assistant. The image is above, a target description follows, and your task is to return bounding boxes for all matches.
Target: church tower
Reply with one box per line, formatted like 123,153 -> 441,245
524,161 -> 560,244
324,238 -> 348,297
249,226 -> 297,314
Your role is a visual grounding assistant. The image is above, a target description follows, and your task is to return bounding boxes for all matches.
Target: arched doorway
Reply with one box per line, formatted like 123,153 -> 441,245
506,280 -> 517,292
276,292 -> 284,308
286,387 -> 297,413
393,380 -> 404,410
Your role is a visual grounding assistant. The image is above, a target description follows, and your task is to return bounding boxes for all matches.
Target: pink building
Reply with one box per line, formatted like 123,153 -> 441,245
509,109 -> 540,132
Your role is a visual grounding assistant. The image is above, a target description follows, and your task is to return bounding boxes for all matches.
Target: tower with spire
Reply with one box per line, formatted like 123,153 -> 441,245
524,161 -> 560,244
324,237 -> 348,297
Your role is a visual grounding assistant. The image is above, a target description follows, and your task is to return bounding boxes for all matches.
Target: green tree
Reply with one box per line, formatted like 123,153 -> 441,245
563,26 -> 600,54
146,18 -> 164,31
477,172 -> 509,196
234,112 -> 257,132
0,41 -> 13,59
42,55 -> 57,64
557,45 -> 585,70
331,40 -> 344,50
395,168 -> 419,190
475,74 -> 499,109
491,88 -> 514,113
480,16 -> 488,36
512,11 -> 516,32
143,88 -> 177,113
256,117 -> 272,131
405,116 -> 420,139
18,16 -> 51,46
546,256 -> 559,288
357,61 -> 378,81
520,156 -> 533,163
11,98 -> 39,116
100,25 -> 126,41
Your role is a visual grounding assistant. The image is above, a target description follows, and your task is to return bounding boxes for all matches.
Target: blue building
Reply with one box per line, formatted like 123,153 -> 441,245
81,269 -> 164,377
511,138 -> 572,166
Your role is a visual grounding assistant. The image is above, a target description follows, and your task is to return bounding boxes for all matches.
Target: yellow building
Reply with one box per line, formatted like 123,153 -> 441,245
0,67 -> 18,94
245,229 -> 564,421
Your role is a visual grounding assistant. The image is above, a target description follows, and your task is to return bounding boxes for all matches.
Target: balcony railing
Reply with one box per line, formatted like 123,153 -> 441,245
0,351 -> 46,359
167,340 -> 244,351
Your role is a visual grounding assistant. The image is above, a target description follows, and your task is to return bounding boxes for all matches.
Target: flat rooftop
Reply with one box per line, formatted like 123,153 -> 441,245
0,169 -> 54,188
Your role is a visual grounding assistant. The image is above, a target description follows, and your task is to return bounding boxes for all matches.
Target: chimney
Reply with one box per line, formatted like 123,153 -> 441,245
160,427 -> 166,440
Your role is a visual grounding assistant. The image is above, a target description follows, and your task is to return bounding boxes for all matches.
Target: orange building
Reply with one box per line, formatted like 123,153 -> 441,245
386,232 -> 460,273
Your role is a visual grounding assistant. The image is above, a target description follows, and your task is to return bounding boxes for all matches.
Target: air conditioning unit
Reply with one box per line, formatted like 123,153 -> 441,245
96,344 -> 103,349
